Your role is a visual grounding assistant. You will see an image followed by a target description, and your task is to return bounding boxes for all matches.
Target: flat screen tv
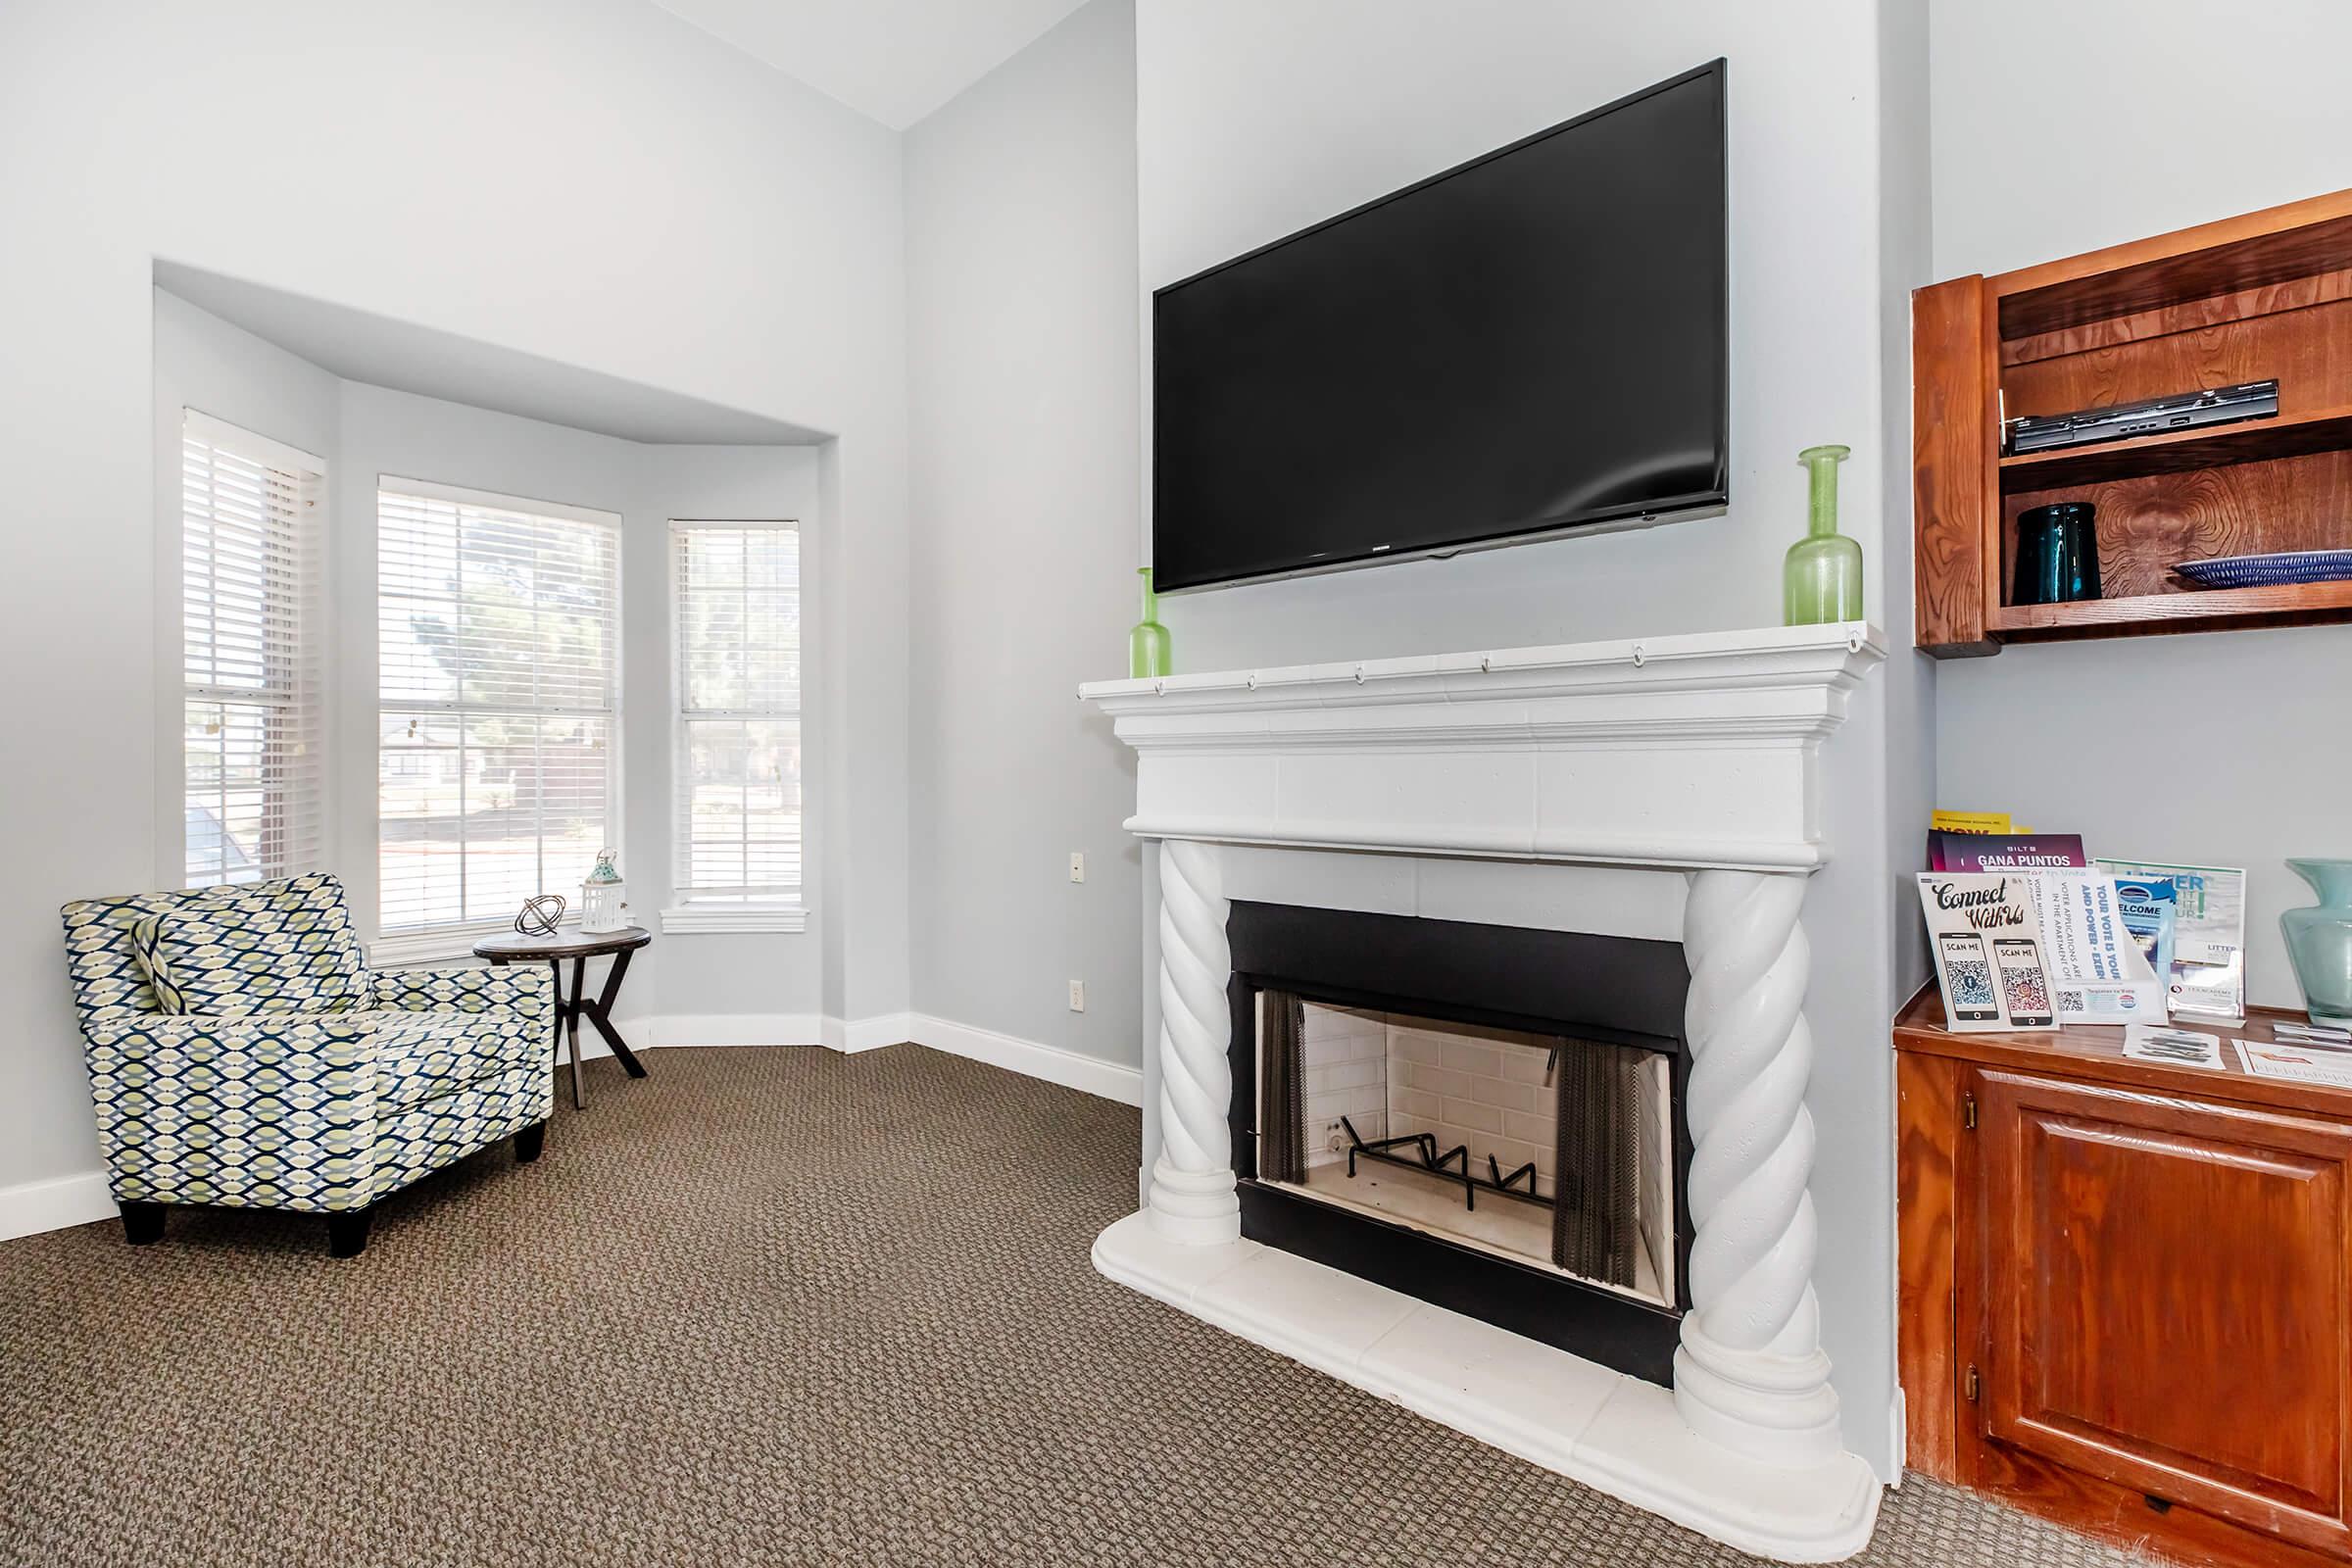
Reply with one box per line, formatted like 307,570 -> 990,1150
1152,61 -> 1728,593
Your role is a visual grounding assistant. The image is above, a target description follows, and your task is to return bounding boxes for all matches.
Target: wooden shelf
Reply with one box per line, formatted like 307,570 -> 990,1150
1913,186 -> 2352,657
1894,982 -> 2352,1120
1997,403 -> 2352,493
1989,575 -> 2352,640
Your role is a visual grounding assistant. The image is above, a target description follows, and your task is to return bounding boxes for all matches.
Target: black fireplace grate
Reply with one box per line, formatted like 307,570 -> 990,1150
1340,1115 -> 1549,1214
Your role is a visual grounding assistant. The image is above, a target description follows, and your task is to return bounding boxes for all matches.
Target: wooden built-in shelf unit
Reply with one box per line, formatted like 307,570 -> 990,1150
1914,188 -> 2352,656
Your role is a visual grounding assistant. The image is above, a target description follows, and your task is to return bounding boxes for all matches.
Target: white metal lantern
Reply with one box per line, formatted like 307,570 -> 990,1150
580,848 -> 629,933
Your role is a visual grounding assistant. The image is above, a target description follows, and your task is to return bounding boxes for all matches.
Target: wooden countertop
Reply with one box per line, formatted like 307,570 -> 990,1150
1893,983 -> 2352,1121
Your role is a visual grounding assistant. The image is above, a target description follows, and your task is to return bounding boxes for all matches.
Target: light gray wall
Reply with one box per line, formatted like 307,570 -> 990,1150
905,0 -> 1145,1063
1134,0 -> 1918,1478
1929,0 -> 2352,1010
150,289 -> 346,887
0,0 -> 909,1207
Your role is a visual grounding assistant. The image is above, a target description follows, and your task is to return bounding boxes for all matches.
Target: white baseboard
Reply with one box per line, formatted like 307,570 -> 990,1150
908,1013 -> 1144,1106
0,1169 -> 116,1242
820,1011 -> 912,1053
646,1012 -> 824,1049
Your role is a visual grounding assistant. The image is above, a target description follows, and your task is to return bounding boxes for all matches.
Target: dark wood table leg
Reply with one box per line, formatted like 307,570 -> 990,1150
582,946 -> 650,1078
564,956 -> 588,1109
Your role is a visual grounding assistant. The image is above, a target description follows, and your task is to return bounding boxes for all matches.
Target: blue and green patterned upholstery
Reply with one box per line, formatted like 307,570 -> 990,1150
62,875 -> 552,1217
125,875 -> 368,1015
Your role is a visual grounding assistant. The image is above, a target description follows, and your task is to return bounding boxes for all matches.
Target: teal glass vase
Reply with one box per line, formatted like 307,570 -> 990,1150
1129,566 -> 1171,678
2283,858 -> 2352,1027
1784,444 -> 1862,626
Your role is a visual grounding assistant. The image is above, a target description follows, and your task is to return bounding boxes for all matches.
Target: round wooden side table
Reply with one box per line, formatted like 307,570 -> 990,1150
472,925 -> 653,1109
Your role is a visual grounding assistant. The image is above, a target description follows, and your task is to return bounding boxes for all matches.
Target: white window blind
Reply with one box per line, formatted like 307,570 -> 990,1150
377,480 -> 620,935
672,522 -> 802,908
180,411 -> 325,888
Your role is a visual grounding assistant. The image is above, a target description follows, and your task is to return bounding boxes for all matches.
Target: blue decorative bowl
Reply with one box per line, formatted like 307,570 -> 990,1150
2174,549 -> 2352,589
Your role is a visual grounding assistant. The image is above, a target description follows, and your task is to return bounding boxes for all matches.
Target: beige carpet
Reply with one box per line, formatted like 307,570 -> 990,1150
1,1045 -> 2139,1567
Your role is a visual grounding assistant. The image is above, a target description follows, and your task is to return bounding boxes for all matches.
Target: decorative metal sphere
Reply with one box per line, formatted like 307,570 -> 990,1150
514,894 -> 567,937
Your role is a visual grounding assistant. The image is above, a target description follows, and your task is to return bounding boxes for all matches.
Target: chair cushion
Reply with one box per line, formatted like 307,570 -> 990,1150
129,887 -> 368,1016
370,1010 -> 540,1111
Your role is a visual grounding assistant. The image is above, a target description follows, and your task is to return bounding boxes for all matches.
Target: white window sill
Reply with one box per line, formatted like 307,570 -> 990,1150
660,903 -> 807,935
368,920 -> 538,968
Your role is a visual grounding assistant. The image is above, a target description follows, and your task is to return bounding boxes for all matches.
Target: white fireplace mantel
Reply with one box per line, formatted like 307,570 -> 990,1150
1082,622 -> 1888,1563
1080,620 -> 1885,873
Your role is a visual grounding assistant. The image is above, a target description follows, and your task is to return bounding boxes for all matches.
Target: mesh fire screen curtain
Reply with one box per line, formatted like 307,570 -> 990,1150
1258,990 -> 1308,1183
1552,1037 -> 1644,1287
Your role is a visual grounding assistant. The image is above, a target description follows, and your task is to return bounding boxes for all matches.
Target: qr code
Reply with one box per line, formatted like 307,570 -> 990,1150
1947,957 -> 1995,1007
2056,989 -> 2085,1014
2001,963 -> 2051,1016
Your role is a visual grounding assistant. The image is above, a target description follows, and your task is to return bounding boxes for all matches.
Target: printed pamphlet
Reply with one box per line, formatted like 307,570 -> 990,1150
2236,1039 -> 2352,1090
2017,869 -> 2165,1023
1930,810 -> 2016,835
1915,873 -> 2059,1033
2108,873 -> 2178,996
2094,858 -> 2247,1026
2123,1022 -> 2224,1070
1927,832 -> 2087,873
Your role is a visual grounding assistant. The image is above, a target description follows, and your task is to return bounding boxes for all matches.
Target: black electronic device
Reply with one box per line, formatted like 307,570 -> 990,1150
2006,380 -> 2280,456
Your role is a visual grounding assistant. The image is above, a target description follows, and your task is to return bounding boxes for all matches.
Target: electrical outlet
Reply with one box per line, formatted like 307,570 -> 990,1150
1325,1121 -> 1346,1153
1068,852 -> 1085,884
1067,979 -> 1086,1011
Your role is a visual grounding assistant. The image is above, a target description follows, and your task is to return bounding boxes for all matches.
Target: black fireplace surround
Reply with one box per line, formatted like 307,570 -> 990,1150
1225,902 -> 1692,1386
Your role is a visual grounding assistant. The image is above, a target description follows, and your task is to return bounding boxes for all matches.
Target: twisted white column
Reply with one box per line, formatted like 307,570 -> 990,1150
1149,839 -> 1240,1245
1673,868 -> 1842,1467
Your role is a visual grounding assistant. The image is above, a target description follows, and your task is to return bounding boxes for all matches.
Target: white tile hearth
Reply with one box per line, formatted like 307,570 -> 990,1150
1095,1213 -> 1882,1562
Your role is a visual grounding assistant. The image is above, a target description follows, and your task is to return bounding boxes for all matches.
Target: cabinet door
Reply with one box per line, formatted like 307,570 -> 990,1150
1969,1069 -> 2352,1556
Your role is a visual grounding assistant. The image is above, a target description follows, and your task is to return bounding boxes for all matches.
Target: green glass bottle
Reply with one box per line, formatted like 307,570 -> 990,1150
1784,443 -> 1862,626
1129,566 -> 1171,678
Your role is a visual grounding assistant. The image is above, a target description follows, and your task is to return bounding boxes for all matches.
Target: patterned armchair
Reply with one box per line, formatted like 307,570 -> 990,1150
59,872 -> 553,1256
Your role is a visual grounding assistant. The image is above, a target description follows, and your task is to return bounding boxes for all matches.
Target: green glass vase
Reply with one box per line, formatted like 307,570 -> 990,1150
1129,566 -> 1171,678
2283,858 -> 2352,1027
1784,443 -> 1862,626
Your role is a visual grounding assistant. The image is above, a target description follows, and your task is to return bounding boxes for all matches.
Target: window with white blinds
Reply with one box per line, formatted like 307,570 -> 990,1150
377,480 -> 620,936
671,522 -> 802,916
180,411 -> 325,888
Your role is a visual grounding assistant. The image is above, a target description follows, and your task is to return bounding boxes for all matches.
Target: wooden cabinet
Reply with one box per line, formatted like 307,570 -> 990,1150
1899,991 -> 2352,1566
1912,187 -> 2352,657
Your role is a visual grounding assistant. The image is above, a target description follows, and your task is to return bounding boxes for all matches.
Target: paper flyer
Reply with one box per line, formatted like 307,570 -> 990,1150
1915,873 -> 2058,1032
1927,833 -> 2086,873
2122,1022 -> 2224,1070
2017,869 -> 2165,1023
2236,1039 -> 2352,1090
2095,858 -> 2247,1025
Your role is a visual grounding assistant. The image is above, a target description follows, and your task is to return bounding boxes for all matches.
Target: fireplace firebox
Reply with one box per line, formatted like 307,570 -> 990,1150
1226,901 -> 1691,1384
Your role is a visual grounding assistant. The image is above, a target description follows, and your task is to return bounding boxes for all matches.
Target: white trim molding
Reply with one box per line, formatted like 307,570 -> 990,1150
824,1012 -> 914,1054
0,1170 -> 117,1243
659,903 -> 808,935
367,921 -> 522,968
1083,622 -> 1888,1562
909,1015 -> 1145,1106
1079,621 -> 1885,873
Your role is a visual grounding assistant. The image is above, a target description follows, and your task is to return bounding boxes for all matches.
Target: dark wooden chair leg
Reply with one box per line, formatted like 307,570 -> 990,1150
120,1200 -> 166,1246
326,1209 -> 373,1258
514,1121 -> 547,1163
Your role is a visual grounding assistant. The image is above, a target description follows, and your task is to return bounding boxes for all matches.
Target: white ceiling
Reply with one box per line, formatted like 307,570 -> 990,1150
652,0 -> 1092,129
156,263 -> 825,447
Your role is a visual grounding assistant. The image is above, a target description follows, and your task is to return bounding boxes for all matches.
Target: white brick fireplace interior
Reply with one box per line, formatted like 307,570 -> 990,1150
1285,1001 -> 1678,1306
1083,622 -> 1887,1563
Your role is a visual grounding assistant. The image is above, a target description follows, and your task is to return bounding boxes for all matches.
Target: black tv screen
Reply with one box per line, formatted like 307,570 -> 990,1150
1152,61 -> 1728,593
